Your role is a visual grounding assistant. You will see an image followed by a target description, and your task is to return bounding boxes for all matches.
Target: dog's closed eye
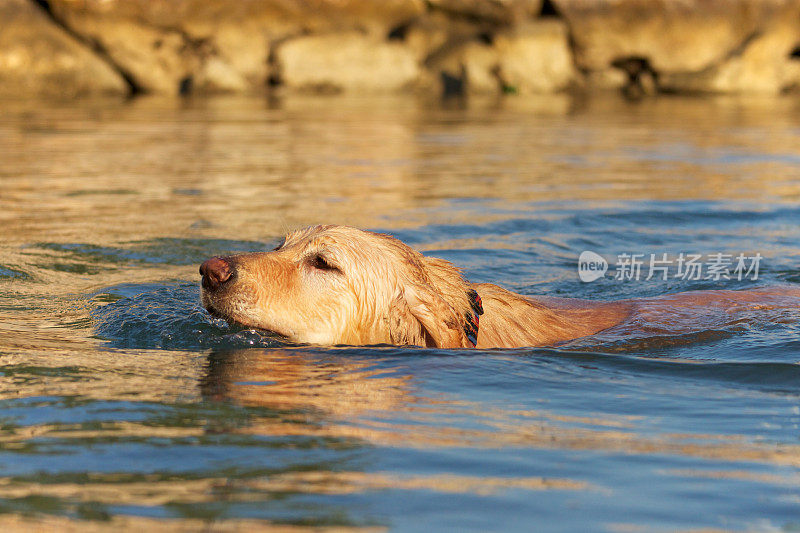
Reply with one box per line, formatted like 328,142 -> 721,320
307,253 -> 341,273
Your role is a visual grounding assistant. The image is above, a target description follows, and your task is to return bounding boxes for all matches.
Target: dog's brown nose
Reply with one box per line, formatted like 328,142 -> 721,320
200,256 -> 232,289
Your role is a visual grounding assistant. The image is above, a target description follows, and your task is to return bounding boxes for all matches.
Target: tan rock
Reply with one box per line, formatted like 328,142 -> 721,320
45,0 -> 426,94
0,0 -> 127,97
404,11 -> 474,63
417,19 -> 575,95
660,17 -> 800,94
554,0 -> 800,94
428,0 -> 544,24
47,0 -> 425,37
553,0 -> 791,73
276,32 -> 420,93
494,20 -> 575,93
197,57 -> 250,93
462,41 -> 501,93
584,68 -> 629,91
78,20 -> 191,94
408,10 -> 495,92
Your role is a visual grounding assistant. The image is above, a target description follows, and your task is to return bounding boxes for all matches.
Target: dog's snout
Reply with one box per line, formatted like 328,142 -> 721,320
200,256 -> 232,289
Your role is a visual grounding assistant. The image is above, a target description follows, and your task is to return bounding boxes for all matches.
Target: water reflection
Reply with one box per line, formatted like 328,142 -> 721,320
3,93 -> 800,529
201,349 -> 412,416
198,348 -> 800,469
3,94 -> 800,251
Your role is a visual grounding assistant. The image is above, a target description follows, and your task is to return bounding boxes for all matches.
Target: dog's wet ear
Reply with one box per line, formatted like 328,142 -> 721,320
388,282 -> 470,349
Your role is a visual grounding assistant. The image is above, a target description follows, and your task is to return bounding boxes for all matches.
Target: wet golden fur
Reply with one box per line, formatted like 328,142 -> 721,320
201,225 -> 800,349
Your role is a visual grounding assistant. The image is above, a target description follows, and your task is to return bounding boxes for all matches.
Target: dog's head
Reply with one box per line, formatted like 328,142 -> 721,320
200,225 -> 478,348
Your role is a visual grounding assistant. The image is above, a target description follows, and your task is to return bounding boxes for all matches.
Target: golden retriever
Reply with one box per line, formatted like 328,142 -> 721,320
200,224 -> 800,349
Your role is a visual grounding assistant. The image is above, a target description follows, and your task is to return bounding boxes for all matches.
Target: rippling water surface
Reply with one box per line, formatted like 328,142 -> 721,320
2,94 -> 800,531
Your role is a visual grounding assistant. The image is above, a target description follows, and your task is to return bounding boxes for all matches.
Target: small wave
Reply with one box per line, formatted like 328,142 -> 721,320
29,238 -> 270,273
537,348 -> 800,393
90,282 -> 284,351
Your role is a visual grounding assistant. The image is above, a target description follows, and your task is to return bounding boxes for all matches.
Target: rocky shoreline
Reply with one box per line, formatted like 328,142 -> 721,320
2,0 -> 799,98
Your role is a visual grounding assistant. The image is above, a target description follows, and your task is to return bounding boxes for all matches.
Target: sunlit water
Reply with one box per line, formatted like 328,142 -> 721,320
1,94 -> 800,531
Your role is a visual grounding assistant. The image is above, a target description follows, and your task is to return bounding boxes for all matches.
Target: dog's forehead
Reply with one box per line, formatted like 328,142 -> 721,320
286,225 -> 360,243
283,225 -> 374,248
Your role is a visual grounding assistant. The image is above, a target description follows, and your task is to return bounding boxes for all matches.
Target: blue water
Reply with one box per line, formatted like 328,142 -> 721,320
1,95 -> 800,531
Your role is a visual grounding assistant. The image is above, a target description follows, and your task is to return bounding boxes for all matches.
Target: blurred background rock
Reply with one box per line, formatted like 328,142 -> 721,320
1,0 -> 799,98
